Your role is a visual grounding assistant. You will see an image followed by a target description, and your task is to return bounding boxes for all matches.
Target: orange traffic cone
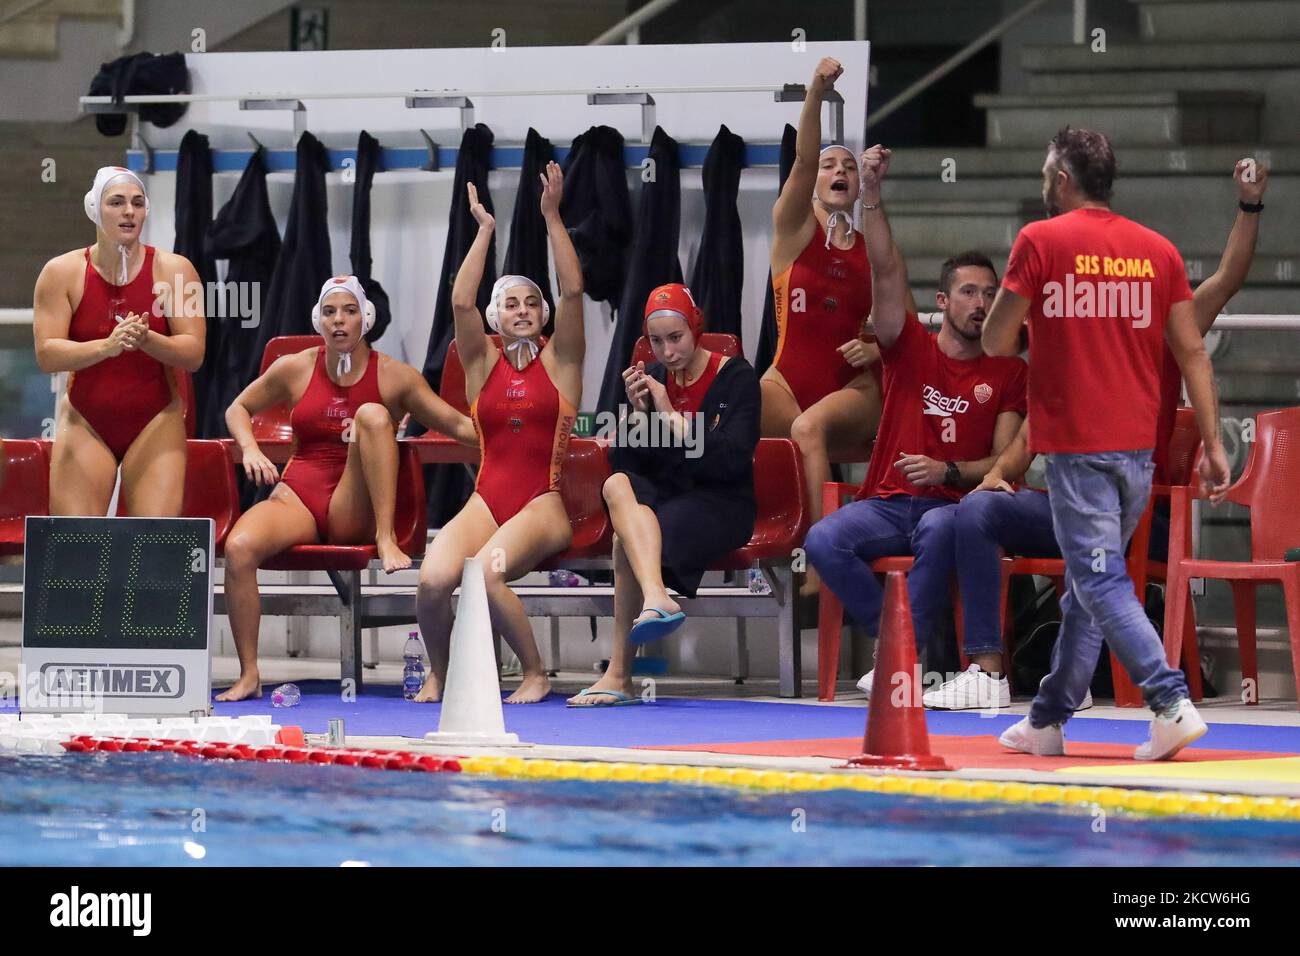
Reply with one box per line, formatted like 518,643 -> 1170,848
841,572 -> 951,771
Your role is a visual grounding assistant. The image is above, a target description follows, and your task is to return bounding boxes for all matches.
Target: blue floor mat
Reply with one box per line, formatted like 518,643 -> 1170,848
212,681 -> 1300,754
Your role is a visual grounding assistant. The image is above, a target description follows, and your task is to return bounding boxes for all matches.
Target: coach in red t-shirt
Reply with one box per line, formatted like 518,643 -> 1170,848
982,127 -> 1230,761
804,146 -> 1026,692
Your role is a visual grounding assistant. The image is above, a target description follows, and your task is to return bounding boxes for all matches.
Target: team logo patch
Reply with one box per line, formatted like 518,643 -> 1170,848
974,383 -> 992,405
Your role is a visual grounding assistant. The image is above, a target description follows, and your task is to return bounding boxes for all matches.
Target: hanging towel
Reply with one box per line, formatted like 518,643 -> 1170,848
350,130 -> 393,343
246,130 -> 332,386
204,147 -> 280,440
596,126 -> 682,416
503,128 -> 557,335
559,124 -> 632,309
414,122 -> 496,525
173,130 -> 216,437
689,124 -> 746,340
754,124 -> 798,376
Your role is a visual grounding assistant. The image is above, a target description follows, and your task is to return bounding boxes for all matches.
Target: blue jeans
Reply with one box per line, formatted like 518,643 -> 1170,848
953,489 -> 1060,656
805,495 -> 956,655
1030,451 -> 1188,726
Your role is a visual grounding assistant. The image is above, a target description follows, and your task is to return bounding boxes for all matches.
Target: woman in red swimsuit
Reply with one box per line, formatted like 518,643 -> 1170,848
415,162 -> 584,705
218,275 -> 477,702
765,59 -> 902,596
33,166 -> 205,516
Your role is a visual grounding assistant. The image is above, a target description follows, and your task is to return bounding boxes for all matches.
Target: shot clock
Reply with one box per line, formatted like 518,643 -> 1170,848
21,517 -> 214,716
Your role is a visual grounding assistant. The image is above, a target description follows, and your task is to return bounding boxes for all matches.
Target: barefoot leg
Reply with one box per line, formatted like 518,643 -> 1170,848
326,403 -> 412,571
216,489 -> 317,702
413,495 -> 496,702
475,493 -> 571,704
120,399 -> 187,517
568,534 -> 642,705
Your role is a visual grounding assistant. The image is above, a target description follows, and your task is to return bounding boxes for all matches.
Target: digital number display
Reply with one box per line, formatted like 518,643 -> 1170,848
23,518 -> 211,651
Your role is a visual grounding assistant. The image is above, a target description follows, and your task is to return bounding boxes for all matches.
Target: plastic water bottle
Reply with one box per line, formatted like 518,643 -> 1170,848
270,683 -> 300,708
747,568 -> 772,594
403,631 -> 426,701
548,569 -> 581,587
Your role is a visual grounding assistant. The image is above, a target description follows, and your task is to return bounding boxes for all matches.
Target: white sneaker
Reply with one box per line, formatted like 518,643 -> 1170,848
1076,690 -> 1094,711
1134,698 -> 1207,761
923,664 -> 1010,710
998,716 -> 1065,756
856,669 -> 874,698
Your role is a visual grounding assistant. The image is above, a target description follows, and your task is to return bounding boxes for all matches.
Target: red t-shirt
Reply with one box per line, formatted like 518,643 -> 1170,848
666,351 -> 722,416
859,313 -> 1028,503
1002,207 -> 1193,455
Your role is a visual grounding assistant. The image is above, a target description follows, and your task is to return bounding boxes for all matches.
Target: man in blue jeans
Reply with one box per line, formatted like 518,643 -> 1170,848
928,157 -> 1268,712
804,146 -> 1027,693
982,127 -> 1230,760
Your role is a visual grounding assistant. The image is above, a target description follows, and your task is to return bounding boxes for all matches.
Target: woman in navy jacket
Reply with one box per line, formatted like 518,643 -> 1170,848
569,284 -> 760,707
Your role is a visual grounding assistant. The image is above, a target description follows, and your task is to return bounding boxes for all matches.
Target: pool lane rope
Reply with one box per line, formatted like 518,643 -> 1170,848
55,738 -> 1300,822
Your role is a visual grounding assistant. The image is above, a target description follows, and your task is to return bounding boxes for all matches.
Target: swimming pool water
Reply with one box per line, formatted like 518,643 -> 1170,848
2,753 -> 1298,866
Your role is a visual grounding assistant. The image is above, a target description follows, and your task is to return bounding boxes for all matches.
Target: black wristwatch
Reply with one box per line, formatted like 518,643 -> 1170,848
943,461 -> 961,487
1239,200 -> 1264,214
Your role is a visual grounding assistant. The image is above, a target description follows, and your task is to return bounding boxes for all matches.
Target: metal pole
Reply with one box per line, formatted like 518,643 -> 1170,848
869,0 -> 1058,128
590,0 -> 680,46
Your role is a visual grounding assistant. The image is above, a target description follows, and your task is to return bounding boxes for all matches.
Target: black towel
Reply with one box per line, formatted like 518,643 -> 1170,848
350,130 -> 393,343
415,123 -> 497,525
597,126 -> 682,417
559,125 -> 632,309
754,124 -> 798,375
690,124 -> 746,339
173,130 -> 216,436
246,130 -> 332,387
204,147 -> 280,440
503,128 -> 557,335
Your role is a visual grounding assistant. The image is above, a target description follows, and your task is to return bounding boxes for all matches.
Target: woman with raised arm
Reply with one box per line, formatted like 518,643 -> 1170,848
414,161 -> 584,705
568,283 -> 760,707
218,275 -> 477,702
33,166 -> 205,517
765,58 -> 888,597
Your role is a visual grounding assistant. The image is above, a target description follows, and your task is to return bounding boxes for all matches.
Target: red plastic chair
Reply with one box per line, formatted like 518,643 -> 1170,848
263,442 -> 428,572
814,483 -> 970,701
630,332 -> 742,368
116,440 -> 242,554
0,439 -> 51,556
1164,406 -> 1300,708
711,439 -> 809,571
246,335 -> 320,461
536,438 -> 614,569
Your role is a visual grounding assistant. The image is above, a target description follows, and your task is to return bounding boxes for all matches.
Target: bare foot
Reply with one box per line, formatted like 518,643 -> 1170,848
412,672 -> 444,703
377,536 -> 412,574
215,673 -> 262,702
505,672 -> 551,704
566,674 -> 634,706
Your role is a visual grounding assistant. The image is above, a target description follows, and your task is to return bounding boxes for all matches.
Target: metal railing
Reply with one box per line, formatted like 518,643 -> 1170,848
869,0 -> 1063,128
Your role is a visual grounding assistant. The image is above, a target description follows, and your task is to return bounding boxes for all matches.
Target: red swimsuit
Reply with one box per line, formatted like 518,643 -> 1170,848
67,245 -> 175,461
771,223 -> 877,410
280,347 -> 385,541
472,350 -> 575,526
666,351 -> 722,416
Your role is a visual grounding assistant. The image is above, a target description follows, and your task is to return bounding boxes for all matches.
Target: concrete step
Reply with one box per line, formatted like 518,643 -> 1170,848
883,199 -> 1030,255
1022,40 -> 1300,74
1135,0 -> 1300,43
0,14 -> 55,57
0,117 -> 126,148
887,146 -> 1299,178
974,90 -> 1264,147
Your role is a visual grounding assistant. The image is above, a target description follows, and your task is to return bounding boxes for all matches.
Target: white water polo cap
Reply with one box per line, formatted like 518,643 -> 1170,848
84,166 -> 149,227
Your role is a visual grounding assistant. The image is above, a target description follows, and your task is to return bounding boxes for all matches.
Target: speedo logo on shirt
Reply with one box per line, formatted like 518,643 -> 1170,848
921,384 -> 969,417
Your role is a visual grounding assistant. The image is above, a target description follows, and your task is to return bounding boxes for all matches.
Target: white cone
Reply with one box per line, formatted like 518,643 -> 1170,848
424,558 -> 524,747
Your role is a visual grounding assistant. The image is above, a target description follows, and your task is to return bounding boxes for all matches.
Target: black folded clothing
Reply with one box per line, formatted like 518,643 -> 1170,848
88,52 -> 190,137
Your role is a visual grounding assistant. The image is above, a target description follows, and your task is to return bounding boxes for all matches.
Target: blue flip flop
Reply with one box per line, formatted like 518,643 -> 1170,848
628,608 -> 686,645
566,687 -> 644,708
